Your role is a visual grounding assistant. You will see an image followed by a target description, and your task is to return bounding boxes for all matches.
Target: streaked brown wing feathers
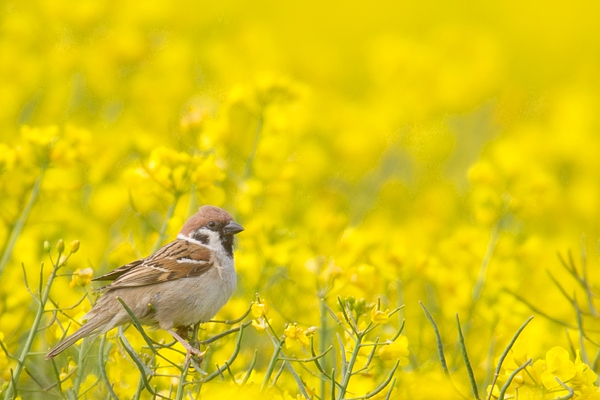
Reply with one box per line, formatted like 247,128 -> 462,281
93,259 -> 144,282
97,240 -> 213,290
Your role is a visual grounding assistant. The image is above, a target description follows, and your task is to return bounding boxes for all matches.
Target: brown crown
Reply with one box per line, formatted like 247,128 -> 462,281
179,205 -> 234,236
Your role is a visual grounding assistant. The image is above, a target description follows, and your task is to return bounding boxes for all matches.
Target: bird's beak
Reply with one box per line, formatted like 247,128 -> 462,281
223,221 -> 244,235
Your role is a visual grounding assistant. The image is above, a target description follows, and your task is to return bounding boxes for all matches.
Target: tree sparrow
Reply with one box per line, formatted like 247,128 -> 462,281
46,205 -> 244,361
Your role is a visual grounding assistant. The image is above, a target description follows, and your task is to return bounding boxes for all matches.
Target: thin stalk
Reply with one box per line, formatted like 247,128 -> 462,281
330,368 -> 336,399
0,170 -> 45,277
319,297 -> 328,400
279,346 -> 333,363
4,251 -> 65,400
419,301 -> 449,377
241,350 -> 258,385
384,377 -> 396,400
497,359 -> 531,400
487,316 -> 534,400
261,335 -> 285,391
70,338 -> 88,398
175,357 -> 191,400
456,314 -> 480,400
579,236 -> 598,317
360,360 -> 399,399
337,334 -> 347,379
203,323 -> 247,382
261,324 -> 309,398
554,377 -> 575,400
200,321 -> 251,346
116,297 -> 157,353
337,334 -> 363,400
98,335 -> 119,399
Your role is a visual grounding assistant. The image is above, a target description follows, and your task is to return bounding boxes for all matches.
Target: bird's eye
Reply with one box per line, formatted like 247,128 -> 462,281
207,221 -> 217,229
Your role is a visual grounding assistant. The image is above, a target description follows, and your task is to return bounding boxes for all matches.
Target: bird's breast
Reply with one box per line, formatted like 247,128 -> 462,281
154,258 -> 237,329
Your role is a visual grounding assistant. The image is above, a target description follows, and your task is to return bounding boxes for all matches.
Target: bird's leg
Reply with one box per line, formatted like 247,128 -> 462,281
167,328 -> 205,365
175,325 -> 190,340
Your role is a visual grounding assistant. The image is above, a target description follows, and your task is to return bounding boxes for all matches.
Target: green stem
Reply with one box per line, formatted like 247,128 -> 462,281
175,358 -> 191,400
487,316 -> 534,400
419,301 -> 449,377
497,359 -> 531,400
4,254 -> 61,399
0,170 -> 45,277
98,335 -> 119,399
71,338 -> 88,398
203,323 -> 246,382
456,314 -> 480,400
319,297 -> 328,399
337,334 -> 363,400
261,334 -> 284,391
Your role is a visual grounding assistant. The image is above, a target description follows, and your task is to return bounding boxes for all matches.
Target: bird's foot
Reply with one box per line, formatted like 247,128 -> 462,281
184,346 -> 206,366
167,328 -> 205,365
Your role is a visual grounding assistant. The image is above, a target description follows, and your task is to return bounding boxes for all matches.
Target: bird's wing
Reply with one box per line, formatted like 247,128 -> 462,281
94,239 -> 213,290
93,259 -> 144,281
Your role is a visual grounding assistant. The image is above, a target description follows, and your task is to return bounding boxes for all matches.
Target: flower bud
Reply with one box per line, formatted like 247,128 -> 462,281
58,254 -> 68,267
305,326 -> 318,337
43,241 -> 50,252
70,240 -> 80,253
57,239 -> 64,253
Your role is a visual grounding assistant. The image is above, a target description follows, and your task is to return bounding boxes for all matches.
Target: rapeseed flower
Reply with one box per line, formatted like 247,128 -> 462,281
1,0 -> 600,398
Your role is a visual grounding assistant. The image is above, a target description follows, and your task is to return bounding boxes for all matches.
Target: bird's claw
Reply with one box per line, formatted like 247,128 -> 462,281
184,347 -> 206,366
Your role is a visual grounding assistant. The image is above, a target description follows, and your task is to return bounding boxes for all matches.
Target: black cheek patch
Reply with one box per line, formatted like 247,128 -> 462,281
193,232 -> 209,245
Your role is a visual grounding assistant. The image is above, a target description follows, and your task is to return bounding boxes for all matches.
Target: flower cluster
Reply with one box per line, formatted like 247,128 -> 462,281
1,0 -> 600,399
489,344 -> 600,399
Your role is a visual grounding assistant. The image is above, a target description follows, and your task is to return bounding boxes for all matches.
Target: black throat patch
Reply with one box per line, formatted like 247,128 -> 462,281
220,234 -> 235,258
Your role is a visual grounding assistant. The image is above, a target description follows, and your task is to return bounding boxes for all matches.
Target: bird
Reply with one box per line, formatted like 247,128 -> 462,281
46,205 -> 244,361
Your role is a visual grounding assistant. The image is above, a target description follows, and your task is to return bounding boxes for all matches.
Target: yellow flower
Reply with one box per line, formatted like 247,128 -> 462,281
540,347 -> 576,390
370,306 -> 390,325
283,324 -> 310,348
0,143 -> 17,172
486,384 -> 500,399
251,301 -> 268,318
59,360 -> 78,390
571,351 -> 598,393
70,268 -> 95,287
251,318 -> 272,331
21,125 -> 59,147
378,335 -> 410,366
251,299 -> 271,331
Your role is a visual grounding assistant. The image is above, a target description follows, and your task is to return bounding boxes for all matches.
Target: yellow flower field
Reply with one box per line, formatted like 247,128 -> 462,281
1,0 -> 600,399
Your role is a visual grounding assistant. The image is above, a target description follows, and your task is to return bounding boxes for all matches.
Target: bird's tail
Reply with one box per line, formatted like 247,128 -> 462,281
45,316 -> 110,359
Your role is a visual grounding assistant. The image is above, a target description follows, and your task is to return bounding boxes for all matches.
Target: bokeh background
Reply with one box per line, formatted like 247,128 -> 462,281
1,0 -> 600,398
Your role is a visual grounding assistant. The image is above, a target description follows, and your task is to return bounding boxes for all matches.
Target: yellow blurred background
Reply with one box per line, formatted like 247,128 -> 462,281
1,0 -> 600,398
